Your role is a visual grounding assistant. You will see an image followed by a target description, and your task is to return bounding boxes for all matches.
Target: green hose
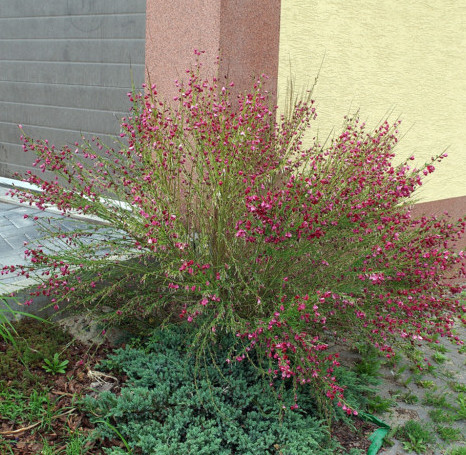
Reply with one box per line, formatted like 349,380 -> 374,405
359,412 -> 391,455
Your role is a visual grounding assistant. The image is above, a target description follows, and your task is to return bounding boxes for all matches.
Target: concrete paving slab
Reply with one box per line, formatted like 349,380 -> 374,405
0,213 -> 15,223
0,185 -> 101,304
7,215 -> 38,229
3,234 -> 29,250
25,229 -> 47,240
0,235 -> 11,249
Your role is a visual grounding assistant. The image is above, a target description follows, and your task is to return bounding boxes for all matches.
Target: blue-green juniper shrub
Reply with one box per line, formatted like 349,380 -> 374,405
82,323 -> 354,455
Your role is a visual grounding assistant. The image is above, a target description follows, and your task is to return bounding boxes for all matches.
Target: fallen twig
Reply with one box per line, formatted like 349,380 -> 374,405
0,408 -> 76,436
0,421 -> 40,436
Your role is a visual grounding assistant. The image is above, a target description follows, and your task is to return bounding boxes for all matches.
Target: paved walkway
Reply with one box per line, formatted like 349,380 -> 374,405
1,201 -> 61,269
0,185 -> 93,295
0,183 -> 120,324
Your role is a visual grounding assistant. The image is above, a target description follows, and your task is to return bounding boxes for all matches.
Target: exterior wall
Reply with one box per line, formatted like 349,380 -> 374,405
218,0 -> 281,102
278,0 -> 466,204
145,0 -> 221,103
145,0 -> 280,105
0,0 -> 146,178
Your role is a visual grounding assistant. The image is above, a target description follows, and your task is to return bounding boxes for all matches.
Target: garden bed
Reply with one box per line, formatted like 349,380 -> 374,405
1,318 -> 381,455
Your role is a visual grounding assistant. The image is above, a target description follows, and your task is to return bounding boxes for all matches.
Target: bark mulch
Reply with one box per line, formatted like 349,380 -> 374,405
0,319 -> 127,454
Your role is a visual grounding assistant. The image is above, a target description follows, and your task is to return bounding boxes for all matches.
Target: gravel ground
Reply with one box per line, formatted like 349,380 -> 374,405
375,322 -> 466,455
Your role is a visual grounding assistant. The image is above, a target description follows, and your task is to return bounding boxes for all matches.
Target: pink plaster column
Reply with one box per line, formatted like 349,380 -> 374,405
411,196 -> 466,251
145,0 -> 281,103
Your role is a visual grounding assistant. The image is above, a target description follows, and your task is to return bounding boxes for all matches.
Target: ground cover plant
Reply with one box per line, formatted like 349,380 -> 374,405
1,316 -> 463,454
0,318 -> 118,454
2,52 -> 466,417
82,323 -> 346,454
0,318 -> 380,454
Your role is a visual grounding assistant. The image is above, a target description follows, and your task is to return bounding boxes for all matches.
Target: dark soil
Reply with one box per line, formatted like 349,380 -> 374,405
332,419 -> 378,453
0,319 -> 127,454
0,318 -> 378,454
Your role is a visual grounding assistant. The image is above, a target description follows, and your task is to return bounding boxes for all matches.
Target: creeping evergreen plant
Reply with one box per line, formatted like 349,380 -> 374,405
4,52 -> 465,412
83,324 -> 340,455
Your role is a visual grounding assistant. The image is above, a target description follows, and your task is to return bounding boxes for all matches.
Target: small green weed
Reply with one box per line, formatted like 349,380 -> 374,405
416,380 -> 437,390
398,391 -> 419,404
402,434 -> 429,454
0,438 -> 14,454
396,420 -> 434,454
456,393 -> 466,419
0,389 -> 58,431
447,446 -> 466,455
443,370 -> 457,380
406,348 -> 425,365
422,391 -> 451,408
429,408 -> 456,423
400,372 -> 419,387
41,429 -> 91,454
392,364 -> 408,382
449,382 -> 466,393
431,343 -> 448,354
353,343 -> 382,377
433,352 -> 447,364
42,353 -> 69,375
40,440 -> 54,455
436,425 -> 464,443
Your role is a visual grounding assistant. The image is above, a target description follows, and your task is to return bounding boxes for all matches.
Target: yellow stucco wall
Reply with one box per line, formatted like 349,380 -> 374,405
278,0 -> 466,203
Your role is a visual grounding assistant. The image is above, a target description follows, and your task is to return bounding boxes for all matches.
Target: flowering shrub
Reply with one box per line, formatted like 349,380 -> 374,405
3,55 -> 465,412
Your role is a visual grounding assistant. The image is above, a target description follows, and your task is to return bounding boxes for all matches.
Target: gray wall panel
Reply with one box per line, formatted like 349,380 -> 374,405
0,62 -> 144,87
1,0 -> 146,17
0,144 -> 31,176
0,0 -> 146,179
0,123 -> 119,152
1,143 -> 122,170
2,40 -> 145,64
0,154 -> 62,184
0,102 -> 124,135
0,15 -> 145,40
0,82 -> 133,111
1,144 -> 40,169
